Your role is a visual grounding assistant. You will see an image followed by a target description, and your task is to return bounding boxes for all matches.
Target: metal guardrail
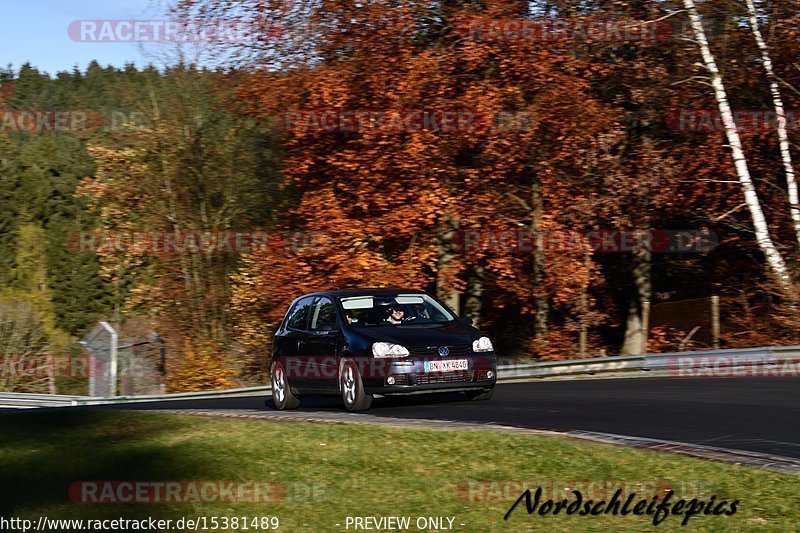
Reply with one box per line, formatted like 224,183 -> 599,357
75,385 -> 273,406
2,345 -> 799,409
0,392 -> 87,409
497,353 -> 647,379
499,345 -> 800,380
0,386 -> 273,409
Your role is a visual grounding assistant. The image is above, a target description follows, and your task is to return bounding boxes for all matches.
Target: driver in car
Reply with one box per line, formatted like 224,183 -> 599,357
385,306 -> 406,324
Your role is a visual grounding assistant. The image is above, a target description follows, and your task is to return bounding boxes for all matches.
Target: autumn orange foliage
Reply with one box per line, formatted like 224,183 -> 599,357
178,0 -> 800,361
168,340 -> 237,393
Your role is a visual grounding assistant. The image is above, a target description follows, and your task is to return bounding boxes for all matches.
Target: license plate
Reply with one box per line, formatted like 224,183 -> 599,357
424,359 -> 469,372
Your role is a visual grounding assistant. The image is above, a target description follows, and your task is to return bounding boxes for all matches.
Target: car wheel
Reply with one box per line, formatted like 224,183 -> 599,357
466,388 -> 494,401
271,360 -> 300,410
340,359 -> 373,411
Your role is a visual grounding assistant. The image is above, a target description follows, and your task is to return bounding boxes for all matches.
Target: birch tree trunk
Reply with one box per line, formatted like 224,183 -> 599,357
744,0 -> 800,249
683,0 -> 792,293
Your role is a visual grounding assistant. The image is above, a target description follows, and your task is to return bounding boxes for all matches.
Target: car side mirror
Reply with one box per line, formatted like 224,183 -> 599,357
460,316 -> 474,326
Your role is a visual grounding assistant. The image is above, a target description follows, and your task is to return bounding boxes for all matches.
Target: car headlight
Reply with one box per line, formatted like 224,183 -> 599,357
372,342 -> 410,358
472,336 -> 494,353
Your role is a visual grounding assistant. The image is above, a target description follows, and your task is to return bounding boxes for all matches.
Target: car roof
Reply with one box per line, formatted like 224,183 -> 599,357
304,287 -> 427,299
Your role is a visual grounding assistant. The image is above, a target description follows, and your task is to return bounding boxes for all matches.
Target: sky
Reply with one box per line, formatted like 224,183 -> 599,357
0,0 -> 196,76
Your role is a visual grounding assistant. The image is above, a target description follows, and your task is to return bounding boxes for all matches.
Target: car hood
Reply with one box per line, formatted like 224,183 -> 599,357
354,320 -> 479,347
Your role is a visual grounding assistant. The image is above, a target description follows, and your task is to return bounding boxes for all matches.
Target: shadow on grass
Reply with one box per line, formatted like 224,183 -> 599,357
0,410 -> 236,518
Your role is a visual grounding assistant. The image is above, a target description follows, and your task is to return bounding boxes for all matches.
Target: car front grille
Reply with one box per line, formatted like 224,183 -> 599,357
408,344 -> 472,357
415,370 -> 473,384
390,374 -> 410,386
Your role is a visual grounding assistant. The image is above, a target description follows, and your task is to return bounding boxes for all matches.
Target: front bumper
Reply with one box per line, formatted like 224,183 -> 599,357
361,353 -> 497,395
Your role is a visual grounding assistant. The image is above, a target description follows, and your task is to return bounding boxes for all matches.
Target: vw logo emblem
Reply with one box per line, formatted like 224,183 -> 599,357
438,346 -> 450,357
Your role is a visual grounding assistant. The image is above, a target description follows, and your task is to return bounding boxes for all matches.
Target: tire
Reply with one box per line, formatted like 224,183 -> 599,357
271,360 -> 300,410
340,359 -> 373,411
466,388 -> 494,401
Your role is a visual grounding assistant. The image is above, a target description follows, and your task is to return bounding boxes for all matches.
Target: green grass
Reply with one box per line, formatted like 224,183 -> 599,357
0,411 -> 796,532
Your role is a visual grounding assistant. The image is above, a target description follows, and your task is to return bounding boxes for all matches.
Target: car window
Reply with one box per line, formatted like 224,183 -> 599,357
286,297 -> 314,330
310,297 -> 338,331
339,293 -> 456,326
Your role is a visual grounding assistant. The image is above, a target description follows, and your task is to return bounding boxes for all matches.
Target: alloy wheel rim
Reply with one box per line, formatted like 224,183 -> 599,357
274,367 -> 285,403
343,365 -> 356,404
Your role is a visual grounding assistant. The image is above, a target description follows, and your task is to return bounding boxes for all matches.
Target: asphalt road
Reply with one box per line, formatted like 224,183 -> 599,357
104,377 -> 800,459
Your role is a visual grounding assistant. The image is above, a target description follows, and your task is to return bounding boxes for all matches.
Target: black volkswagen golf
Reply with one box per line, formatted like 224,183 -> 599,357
270,288 -> 497,411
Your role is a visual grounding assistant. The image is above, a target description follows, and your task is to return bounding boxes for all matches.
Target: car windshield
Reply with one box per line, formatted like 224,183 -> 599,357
338,293 -> 456,327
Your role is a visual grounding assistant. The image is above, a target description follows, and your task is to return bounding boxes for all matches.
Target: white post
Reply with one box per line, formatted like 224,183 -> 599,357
100,321 -> 118,397
711,295 -> 720,350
